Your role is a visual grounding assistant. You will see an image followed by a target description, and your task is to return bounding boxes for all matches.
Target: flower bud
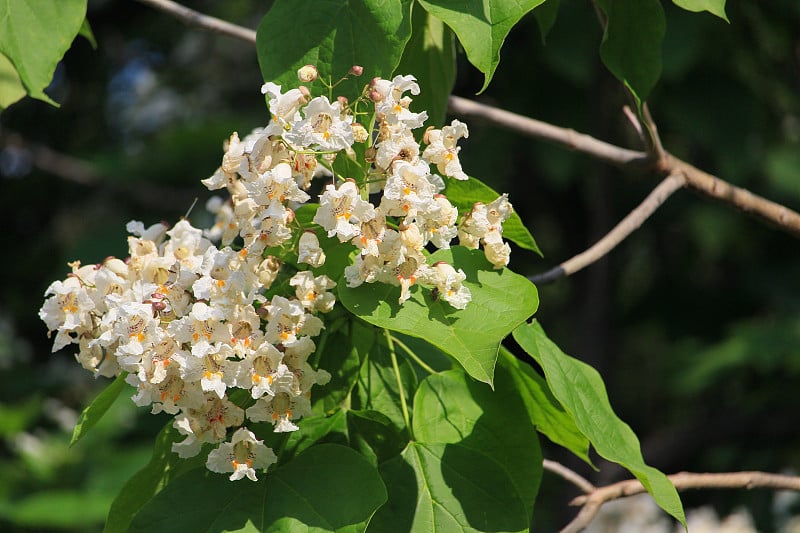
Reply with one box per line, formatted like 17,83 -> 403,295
337,95 -> 349,108
349,65 -> 364,76
297,64 -> 318,83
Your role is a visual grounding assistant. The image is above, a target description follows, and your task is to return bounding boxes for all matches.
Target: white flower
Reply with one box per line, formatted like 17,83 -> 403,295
380,160 -> 437,219
297,231 -> 326,267
206,427 -> 277,481
426,262 -> 471,309
246,392 -> 311,432
422,120 -> 469,180
314,180 -> 375,242
261,82 -> 305,136
290,271 -> 336,313
373,75 -> 428,128
284,96 -> 354,151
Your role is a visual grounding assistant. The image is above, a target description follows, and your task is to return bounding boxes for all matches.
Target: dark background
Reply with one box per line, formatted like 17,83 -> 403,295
1,0 -> 799,530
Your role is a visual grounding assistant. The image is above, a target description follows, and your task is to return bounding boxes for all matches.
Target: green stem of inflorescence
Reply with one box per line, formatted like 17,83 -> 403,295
390,334 -> 436,374
384,328 -> 412,438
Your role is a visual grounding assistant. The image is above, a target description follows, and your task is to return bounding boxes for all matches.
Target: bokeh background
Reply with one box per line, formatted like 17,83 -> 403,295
1,0 -> 799,530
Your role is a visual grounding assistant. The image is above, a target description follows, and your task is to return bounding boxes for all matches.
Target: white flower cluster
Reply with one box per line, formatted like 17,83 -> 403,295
39,218 -> 332,481
40,71 -> 515,481
203,73 -> 513,310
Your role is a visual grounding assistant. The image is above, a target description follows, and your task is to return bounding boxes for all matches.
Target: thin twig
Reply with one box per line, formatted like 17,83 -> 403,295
530,173 -> 686,285
561,471 -> 800,533
543,459 -> 596,494
448,95 -> 651,169
135,0 -> 257,44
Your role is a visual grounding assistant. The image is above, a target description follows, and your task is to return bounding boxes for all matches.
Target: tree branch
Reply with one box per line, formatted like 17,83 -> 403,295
530,173 -> 686,285
448,95 -> 651,169
134,0 -> 257,44
560,470 -> 800,533
543,459 -> 596,494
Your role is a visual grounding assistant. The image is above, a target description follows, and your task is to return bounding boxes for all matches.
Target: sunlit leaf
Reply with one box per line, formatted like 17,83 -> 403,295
444,175 -> 541,254
339,247 -> 539,386
0,52 -> 26,111
513,320 -> 686,526
257,0 -> 413,101
672,0 -> 728,22
0,0 -> 87,105
417,0 -> 546,93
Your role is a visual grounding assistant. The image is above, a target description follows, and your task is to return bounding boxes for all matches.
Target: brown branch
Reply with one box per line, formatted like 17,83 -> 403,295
448,95 -> 651,169
449,95 -> 800,240
560,471 -> 800,533
530,173 -> 686,285
543,459 -> 596,494
134,0 -> 257,44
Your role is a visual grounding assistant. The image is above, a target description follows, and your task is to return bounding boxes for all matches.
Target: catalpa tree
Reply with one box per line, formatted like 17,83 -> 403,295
3,0 -> 799,531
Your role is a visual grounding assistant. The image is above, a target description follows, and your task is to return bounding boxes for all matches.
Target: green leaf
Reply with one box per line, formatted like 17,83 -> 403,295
105,422 -> 207,533
444,175 -> 541,254
130,444 -> 387,533
257,0 -> 413,101
417,0 -> 546,93
513,320 -> 686,526
70,372 -> 127,447
340,247 -> 539,386
353,333 -> 419,431
78,18 -> 98,49
283,410 -> 349,460
533,0 -> 560,43
498,347 -> 592,465
313,320 -> 373,414
0,0 -> 87,106
672,0 -> 729,22
394,1 -> 456,126
0,52 -> 26,111
595,0 -> 666,103
370,442 -> 530,532
413,370 -> 542,516
346,409 -> 407,465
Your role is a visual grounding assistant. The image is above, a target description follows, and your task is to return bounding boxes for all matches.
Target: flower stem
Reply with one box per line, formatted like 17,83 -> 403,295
390,334 -> 436,374
384,328 -> 412,438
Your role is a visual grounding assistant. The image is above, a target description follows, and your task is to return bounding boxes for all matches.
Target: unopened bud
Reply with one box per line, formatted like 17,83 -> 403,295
349,65 -> 364,77
297,64 -> 318,83
298,85 -> 311,99
368,77 -> 384,102
337,95 -> 349,108
364,146 -> 376,163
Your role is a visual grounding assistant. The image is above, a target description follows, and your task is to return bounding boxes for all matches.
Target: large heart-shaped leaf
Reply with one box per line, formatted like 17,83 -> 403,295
413,370 -> 542,516
339,247 -> 539,386
130,444 -> 387,533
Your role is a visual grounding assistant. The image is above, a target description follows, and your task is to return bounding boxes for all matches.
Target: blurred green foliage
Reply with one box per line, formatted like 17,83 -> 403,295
1,0 -> 799,530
